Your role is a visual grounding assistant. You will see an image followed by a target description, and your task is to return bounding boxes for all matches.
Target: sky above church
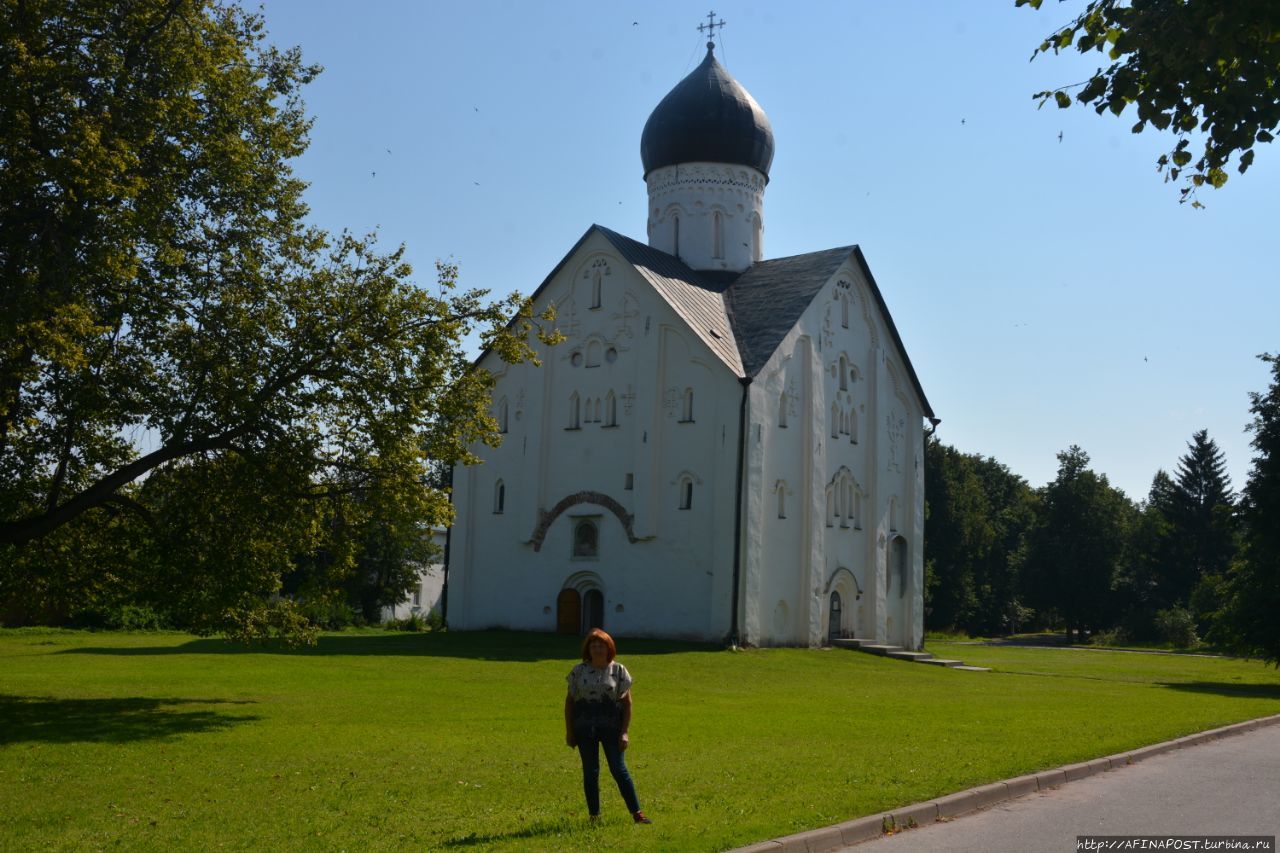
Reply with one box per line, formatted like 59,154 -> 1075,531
257,0 -> 1278,502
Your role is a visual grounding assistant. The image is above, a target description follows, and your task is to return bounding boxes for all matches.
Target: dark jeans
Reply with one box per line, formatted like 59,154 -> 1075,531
576,729 -> 640,816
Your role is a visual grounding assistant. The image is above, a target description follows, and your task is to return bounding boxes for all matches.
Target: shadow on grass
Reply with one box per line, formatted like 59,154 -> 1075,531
0,694 -> 259,745
1159,681 -> 1280,700
440,818 -> 577,848
55,630 -> 720,662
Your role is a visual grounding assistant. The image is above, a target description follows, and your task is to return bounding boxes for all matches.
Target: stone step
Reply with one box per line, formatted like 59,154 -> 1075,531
887,650 -> 934,662
831,638 -> 876,650
831,638 -> 984,670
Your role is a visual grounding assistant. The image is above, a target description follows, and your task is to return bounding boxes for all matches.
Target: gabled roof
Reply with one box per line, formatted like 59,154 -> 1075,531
725,245 -> 853,377
594,226 -> 743,375
490,224 -> 934,419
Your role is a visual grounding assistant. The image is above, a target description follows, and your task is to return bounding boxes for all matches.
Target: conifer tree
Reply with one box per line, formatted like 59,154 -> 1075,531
1166,430 -> 1237,607
1220,355 -> 1280,665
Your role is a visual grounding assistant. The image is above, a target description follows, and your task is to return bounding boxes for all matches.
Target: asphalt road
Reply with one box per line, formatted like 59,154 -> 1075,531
846,724 -> 1280,853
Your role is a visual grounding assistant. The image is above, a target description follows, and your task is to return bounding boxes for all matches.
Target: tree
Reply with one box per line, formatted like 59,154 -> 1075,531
1022,446 -> 1134,642
1116,469 -> 1178,634
1167,429 -> 1236,607
1017,0 -> 1280,204
924,438 -> 1037,636
923,438 -> 989,631
1218,354 -> 1280,665
0,1 -> 554,636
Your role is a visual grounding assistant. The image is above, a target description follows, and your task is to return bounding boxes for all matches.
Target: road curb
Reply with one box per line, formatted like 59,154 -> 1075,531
728,713 -> 1280,853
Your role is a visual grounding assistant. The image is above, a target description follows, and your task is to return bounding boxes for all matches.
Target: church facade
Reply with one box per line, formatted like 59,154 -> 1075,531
446,41 -> 935,649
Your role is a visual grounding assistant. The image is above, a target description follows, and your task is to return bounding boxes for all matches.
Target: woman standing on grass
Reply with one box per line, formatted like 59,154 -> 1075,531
565,628 -> 651,824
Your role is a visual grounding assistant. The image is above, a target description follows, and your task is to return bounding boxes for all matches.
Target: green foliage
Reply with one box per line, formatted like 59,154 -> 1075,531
1017,0 -> 1280,204
383,611 -> 431,632
923,438 -> 1037,636
1218,354 -> 1280,665
0,0 -> 557,639
1153,606 -> 1199,649
1022,446 -> 1136,642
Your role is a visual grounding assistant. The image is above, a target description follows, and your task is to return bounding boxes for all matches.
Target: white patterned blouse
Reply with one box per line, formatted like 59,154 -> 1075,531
566,661 -> 633,703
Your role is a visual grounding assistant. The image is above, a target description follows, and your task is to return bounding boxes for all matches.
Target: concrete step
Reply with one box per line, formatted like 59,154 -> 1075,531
831,638 -> 876,650
858,644 -> 904,656
887,650 -> 935,662
831,637 -> 985,670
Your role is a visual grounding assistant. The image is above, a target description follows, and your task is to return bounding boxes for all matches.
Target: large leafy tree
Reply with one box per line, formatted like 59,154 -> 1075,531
1219,354 -> 1280,665
923,438 -> 1037,636
0,1 -> 552,634
1022,446 -> 1135,642
1018,0 -> 1280,204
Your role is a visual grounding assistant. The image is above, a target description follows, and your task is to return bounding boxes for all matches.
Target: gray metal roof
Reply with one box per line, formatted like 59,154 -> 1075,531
595,227 -> 743,375
493,224 -> 933,419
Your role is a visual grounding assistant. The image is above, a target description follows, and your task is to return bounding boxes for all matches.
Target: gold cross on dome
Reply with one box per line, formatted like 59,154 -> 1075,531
697,10 -> 726,43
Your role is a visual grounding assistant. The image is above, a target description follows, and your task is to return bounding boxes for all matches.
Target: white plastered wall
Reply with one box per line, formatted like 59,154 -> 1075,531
448,231 -> 743,641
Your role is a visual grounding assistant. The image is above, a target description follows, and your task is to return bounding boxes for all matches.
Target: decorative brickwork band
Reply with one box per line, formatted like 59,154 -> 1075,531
527,491 -> 640,552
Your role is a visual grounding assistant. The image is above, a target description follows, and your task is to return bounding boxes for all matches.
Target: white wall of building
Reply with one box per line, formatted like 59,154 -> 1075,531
742,259 -> 926,649
448,232 -> 744,641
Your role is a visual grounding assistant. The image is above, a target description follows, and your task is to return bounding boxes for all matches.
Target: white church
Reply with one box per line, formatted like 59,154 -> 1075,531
445,37 -> 935,649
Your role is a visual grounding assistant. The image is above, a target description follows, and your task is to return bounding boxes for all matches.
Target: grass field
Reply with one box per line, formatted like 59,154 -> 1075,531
2,629 -> 1279,851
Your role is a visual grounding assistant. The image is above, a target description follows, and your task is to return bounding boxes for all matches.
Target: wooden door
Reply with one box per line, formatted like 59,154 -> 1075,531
556,588 -> 581,635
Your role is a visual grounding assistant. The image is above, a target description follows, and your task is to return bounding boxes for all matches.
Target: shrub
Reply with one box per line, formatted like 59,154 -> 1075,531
298,599 -> 358,630
1090,627 -> 1130,647
1154,607 -> 1199,649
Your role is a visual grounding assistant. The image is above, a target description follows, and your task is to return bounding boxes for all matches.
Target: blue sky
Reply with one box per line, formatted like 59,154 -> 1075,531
257,1 -> 1278,501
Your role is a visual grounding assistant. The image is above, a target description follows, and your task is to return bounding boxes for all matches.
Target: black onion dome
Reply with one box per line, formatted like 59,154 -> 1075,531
641,45 -> 774,180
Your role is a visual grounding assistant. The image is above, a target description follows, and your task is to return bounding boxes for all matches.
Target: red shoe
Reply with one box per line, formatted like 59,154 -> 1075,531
632,811 -> 652,824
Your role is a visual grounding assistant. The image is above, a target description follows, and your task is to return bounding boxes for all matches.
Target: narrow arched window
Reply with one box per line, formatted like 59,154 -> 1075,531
594,398 -> 602,423
591,269 -> 602,309
845,483 -> 855,521
673,215 -> 681,257
681,387 -> 693,422
605,391 -> 617,426
752,216 -> 762,261
573,519 -> 598,558
569,392 -> 580,429
831,403 -> 839,439
854,490 -> 863,529
713,211 -> 723,259
497,398 -> 508,434
493,480 -> 505,514
678,477 -> 694,510
586,340 -> 602,368
826,487 -> 835,527
776,481 -> 787,519
850,407 -> 858,444
779,392 -> 788,428
841,293 -> 850,329
839,355 -> 848,391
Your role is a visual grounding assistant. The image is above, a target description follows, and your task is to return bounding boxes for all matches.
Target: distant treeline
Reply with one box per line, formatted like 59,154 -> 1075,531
924,354 -> 1280,665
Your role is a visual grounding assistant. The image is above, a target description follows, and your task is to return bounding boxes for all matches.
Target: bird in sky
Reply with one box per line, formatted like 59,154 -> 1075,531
1058,131 -> 1064,142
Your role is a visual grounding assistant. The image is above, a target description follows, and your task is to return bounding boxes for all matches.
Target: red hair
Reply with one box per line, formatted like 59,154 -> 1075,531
580,628 -> 616,663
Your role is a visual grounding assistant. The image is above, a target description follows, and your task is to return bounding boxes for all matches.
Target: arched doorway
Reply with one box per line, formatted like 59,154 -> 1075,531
828,591 -> 843,643
582,589 -> 604,633
556,588 -> 581,635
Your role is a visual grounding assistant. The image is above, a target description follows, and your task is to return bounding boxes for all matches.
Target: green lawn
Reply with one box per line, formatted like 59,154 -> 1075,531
2,630 -> 1279,851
